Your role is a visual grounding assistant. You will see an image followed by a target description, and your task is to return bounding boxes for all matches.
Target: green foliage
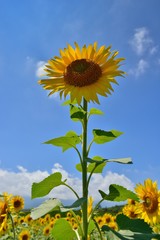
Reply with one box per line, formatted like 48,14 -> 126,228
31,172 -> 64,199
116,214 -> 152,233
70,104 -> 85,121
76,156 -> 107,173
63,197 -> 86,209
106,157 -> 132,164
44,130 -> 81,152
92,129 -> 123,144
102,217 -> 160,240
99,184 -> 139,202
51,218 -> 77,240
31,198 -> 62,219
88,108 -> 104,116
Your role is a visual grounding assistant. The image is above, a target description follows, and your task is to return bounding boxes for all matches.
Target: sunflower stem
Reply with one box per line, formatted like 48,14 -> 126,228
8,212 -> 16,239
81,98 -> 88,240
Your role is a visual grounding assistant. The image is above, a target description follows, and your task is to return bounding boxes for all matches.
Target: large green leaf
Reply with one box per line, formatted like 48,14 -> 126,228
102,224 -> 160,240
44,130 -> 81,152
99,184 -> 139,202
93,129 -> 123,144
31,172 -> 64,199
51,218 -> 77,240
31,199 -> 62,220
116,214 -> 152,233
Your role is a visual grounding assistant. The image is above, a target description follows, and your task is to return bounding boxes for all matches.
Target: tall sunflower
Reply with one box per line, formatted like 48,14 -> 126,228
39,42 -> 125,104
134,178 -> 160,225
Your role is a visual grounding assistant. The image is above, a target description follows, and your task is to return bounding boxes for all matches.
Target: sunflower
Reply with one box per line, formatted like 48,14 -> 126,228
18,229 -> 31,240
43,225 -> 51,236
134,178 -> 160,225
0,194 -> 10,233
122,204 -> 139,219
39,42 -> 125,104
11,195 -> 24,212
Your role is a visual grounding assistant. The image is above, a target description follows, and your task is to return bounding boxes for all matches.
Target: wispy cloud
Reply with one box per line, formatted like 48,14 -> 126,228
0,163 -> 134,205
129,27 -> 156,56
128,27 -> 159,77
129,59 -> 149,77
35,61 -> 46,77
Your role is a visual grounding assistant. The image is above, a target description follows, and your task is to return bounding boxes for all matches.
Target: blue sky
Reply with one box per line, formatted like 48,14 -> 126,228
0,0 -> 160,207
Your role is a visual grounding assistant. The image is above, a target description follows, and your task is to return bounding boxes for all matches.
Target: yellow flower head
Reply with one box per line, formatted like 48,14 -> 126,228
0,193 -> 11,232
55,213 -> 61,219
18,229 -> 31,240
122,204 -> 139,219
43,225 -> 51,236
135,178 -> 160,225
39,42 -> 125,104
24,214 -> 33,224
11,195 -> 24,212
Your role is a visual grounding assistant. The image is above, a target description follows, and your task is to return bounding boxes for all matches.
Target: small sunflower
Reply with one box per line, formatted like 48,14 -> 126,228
39,42 -> 125,104
11,195 -> 24,212
18,229 -> 31,240
122,204 -> 139,219
43,225 -> 51,236
55,213 -> 61,219
135,178 -> 160,225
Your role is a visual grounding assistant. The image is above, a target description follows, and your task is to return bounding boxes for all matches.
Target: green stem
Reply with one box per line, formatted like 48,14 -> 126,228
82,98 -> 88,240
8,212 -> 16,239
63,182 -> 80,199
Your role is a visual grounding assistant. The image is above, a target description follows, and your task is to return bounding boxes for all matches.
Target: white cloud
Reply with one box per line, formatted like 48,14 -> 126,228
0,164 -> 134,203
35,61 -> 46,77
129,27 -> 156,56
129,59 -> 149,77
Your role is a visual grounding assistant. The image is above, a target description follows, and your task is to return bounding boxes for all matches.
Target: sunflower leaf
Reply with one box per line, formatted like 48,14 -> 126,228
93,129 -> 123,144
51,219 -> 77,240
89,108 -> 104,116
116,214 -> 152,233
44,131 -> 81,152
107,157 -> 132,164
31,172 -> 64,199
102,218 -> 160,240
99,184 -> 139,202
70,104 -> 85,121
31,199 -> 62,220
63,197 -> 86,209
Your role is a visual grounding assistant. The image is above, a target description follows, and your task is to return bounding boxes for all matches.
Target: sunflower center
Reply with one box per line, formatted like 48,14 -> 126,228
64,59 -> 102,87
22,234 -> 29,240
14,200 -> 21,208
143,194 -> 158,213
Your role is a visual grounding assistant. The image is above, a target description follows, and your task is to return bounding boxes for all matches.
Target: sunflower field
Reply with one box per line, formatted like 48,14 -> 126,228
1,178 -> 160,239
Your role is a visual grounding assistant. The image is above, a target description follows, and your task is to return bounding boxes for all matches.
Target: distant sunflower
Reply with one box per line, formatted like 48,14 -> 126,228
18,229 -> 31,240
43,225 -> 51,236
39,42 -> 125,104
135,178 -> 160,225
11,196 -> 24,212
122,204 -> 139,219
